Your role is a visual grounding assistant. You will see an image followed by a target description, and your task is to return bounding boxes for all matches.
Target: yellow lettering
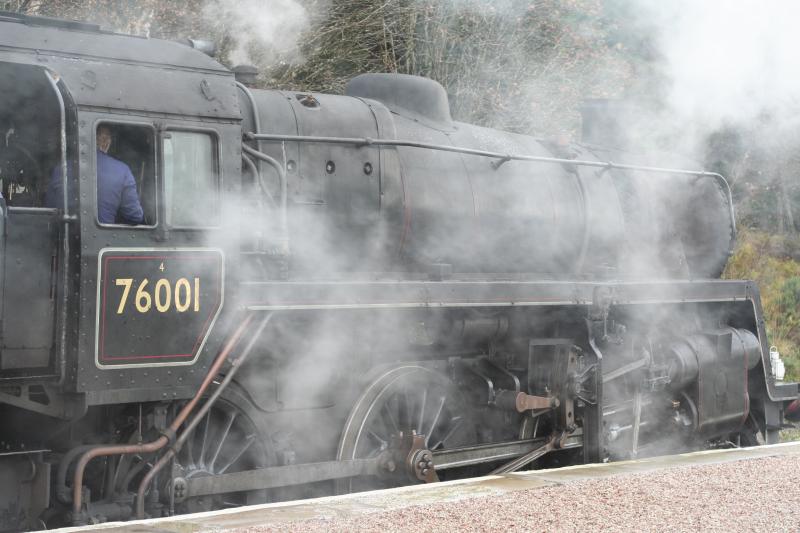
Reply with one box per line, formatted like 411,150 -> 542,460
175,278 -> 191,312
112,277 -> 203,314
135,279 -> 152,312
155,278 -> 171,312
115,278 -> 133,314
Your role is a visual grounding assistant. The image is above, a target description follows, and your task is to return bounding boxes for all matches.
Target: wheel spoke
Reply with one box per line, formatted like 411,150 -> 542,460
417,388 -> 428,434
403,385 -> 414,430
198,410 -> 211,468
184,427 -> 197,469
209,411 -> 237,472
217,434 -> 256,475
424,395 -> 446,448
430,417 -> 464,450
382,401 -> 400,435
367,428 -> 389,451
372,410 -> 396,444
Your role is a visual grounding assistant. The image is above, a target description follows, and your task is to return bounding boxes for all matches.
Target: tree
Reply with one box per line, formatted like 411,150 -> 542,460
268,0 -> 633,137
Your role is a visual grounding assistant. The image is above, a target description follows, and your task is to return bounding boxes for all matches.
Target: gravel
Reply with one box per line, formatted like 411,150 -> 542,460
231,455 -> 800,533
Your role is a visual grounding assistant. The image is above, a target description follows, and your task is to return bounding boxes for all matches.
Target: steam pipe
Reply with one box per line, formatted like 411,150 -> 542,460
245,132 -> 737,238
236,82 -> 263,185
70,314 -> 254,521
236,82 -> 285,249
237,82 -> 262,141
55,444 -> 97,504
135,312 -> 273,519
242,144 -> 289,255
44,70 -> 73,387
242,153 -> 276,208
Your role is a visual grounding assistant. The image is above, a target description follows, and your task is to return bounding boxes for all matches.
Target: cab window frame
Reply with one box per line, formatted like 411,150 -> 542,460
94,119 -> 158,230
161,126 -> 222,230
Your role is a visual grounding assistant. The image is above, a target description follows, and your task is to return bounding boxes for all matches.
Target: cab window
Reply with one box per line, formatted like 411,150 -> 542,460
95,122 -> 156,226
163,131 -> 219,227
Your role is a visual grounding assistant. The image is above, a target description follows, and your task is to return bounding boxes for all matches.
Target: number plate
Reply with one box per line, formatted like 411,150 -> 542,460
95,248 -> 224,368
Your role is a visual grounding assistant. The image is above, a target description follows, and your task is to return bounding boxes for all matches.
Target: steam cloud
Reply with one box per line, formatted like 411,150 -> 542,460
209,0 -> 769,483
204,0 -> 313,67
633,0 -> 800,154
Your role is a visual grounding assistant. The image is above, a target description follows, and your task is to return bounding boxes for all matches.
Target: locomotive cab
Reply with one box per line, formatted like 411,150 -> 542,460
0,61 -> 69,378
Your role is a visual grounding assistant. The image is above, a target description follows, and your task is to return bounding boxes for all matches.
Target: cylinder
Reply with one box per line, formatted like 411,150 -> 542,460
666,339 -> 701,390
731,328 -> 762,371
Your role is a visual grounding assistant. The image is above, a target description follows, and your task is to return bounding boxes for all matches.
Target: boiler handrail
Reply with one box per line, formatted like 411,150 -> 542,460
245,131 -> 737,239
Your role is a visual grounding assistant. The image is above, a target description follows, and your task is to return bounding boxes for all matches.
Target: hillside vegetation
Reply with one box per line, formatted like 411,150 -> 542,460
725,230 -> 800,382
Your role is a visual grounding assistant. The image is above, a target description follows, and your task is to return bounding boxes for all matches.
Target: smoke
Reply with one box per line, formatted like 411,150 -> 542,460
203,0 -> 762,492
650,1 -> 800,120
624,0 -> 800,154
203,0 -> 313,67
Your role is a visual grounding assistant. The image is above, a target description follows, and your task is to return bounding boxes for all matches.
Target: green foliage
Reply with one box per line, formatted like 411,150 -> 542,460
724,229 -> 800,381
778,277 -> 800,324
780,427 -> 800,442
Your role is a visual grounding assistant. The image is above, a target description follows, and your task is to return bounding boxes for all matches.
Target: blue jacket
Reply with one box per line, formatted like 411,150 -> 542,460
46,150 -> 144,224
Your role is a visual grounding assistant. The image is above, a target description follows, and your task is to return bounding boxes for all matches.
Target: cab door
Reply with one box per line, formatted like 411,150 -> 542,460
0,62 -> 67,378
2,206 -> 59,372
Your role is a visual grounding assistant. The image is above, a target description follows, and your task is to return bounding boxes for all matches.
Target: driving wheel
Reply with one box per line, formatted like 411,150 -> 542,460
336,365 -> 476,493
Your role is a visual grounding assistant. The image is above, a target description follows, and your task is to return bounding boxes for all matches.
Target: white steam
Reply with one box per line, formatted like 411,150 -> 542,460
639,0 -> 800,150
204,0 -> 312,66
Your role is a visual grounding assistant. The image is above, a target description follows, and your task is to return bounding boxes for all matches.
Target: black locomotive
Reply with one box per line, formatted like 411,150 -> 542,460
0,11 -> 796,530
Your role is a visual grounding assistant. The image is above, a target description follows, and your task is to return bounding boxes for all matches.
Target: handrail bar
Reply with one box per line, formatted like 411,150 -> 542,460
245,131 -> 736,238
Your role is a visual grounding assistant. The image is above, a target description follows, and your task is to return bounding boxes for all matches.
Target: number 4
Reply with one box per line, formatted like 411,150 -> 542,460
159,262 -> 165,272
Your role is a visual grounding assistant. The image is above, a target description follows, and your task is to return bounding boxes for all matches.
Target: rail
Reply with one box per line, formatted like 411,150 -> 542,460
245,132 -> 737,239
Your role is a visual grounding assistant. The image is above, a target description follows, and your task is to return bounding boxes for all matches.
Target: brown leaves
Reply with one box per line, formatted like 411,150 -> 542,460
9,0 -> 637,139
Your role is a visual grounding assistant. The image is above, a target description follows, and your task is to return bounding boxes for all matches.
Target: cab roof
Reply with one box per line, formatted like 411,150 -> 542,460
0,11 -> 240,120
0,11 -> 228,72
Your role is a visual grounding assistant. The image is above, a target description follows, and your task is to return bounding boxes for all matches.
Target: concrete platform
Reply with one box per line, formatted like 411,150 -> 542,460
52,441 -> 800,532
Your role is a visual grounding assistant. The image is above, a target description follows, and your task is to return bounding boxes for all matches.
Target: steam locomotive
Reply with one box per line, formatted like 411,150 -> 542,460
0,11 -> 797,531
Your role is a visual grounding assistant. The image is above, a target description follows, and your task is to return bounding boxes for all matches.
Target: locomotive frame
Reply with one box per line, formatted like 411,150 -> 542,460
0,10 -> 797,531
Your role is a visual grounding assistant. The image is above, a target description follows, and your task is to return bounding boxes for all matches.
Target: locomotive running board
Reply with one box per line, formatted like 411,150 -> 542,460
241,279 -> 755,311
239,278 -> 798,404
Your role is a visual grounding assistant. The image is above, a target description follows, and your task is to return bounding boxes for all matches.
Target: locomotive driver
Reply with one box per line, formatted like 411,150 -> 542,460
46,125 -> 144,225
